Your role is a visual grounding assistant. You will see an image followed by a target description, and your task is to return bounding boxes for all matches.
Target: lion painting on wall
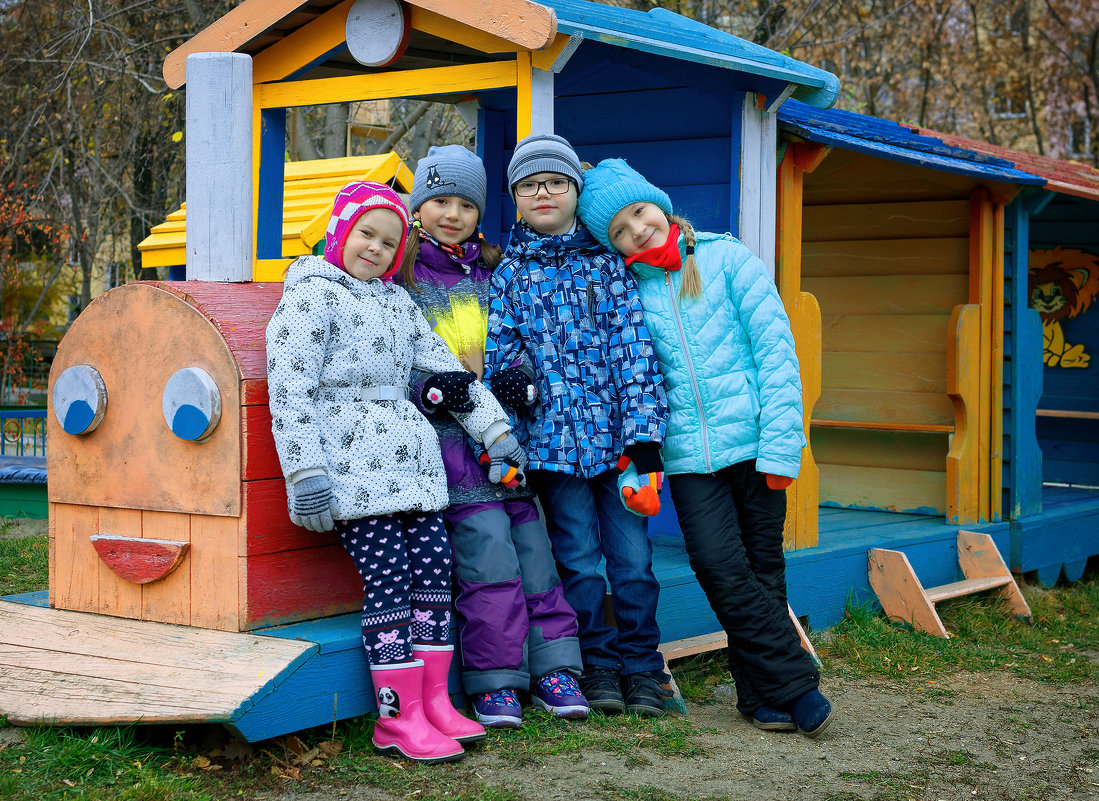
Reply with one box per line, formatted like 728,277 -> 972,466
1028,247 -> 1099,369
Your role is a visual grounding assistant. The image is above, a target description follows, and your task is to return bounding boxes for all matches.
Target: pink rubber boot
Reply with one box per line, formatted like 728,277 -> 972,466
414,644 -> 487,744
370,660 -> 465,763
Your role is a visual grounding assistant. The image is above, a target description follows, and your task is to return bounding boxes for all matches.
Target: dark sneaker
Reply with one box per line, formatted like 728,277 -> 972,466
579,666 -> 626,715
531,671 -> 589,720
791,689 -> 834,738
747,704 -> 797,731
472,688 -> 522,729
624,670 -> 667,717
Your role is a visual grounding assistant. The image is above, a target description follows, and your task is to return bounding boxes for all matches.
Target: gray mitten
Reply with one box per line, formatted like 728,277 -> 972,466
291,474 -> 336,532
484,434 -> 527,487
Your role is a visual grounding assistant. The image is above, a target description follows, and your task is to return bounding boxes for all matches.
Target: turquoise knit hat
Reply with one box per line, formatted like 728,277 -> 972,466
577,158 -> 673,250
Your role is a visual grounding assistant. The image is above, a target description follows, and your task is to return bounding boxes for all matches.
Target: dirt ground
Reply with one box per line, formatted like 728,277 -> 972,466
262,668 -> 1099,801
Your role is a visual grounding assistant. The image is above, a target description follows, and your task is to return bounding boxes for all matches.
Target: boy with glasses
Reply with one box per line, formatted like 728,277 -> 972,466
484,134 -> 671,717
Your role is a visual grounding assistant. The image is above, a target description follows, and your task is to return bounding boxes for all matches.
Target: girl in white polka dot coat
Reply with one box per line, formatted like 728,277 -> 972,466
266,182 -> 519,764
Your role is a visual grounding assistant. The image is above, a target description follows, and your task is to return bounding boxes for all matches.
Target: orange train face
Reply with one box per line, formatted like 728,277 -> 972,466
47,281 -> 361,632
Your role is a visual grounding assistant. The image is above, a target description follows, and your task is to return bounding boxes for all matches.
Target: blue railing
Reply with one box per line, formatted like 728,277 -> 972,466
0,409 -> 47,458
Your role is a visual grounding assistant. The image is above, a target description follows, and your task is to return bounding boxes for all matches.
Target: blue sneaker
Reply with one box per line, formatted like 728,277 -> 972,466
531,671 -> 589,720
791,689 -> 835,738
472,688 -> 522,729
747,705 -> 797,732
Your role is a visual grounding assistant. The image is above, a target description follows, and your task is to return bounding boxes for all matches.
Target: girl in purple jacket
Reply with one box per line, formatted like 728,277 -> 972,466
398,145 -> 588,728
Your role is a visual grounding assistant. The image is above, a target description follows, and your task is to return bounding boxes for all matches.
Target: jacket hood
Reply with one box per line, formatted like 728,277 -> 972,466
285,254 -> 381,294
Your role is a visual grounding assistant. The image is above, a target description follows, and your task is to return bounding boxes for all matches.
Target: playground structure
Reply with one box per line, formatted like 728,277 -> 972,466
2,0 -> 1096,741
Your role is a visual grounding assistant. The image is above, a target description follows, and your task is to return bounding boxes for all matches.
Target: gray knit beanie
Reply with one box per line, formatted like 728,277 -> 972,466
409,145 -> 487,221
506,133 -> 585,194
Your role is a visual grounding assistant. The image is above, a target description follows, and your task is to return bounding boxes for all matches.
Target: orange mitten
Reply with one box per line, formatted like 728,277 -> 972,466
617,460 -> 663,517
765,474 -> 793,490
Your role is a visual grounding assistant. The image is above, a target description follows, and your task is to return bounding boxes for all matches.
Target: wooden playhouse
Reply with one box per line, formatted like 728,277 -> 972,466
0,0 -> 839,741
910,130 -> 1099,587
771,100 -> 1048,630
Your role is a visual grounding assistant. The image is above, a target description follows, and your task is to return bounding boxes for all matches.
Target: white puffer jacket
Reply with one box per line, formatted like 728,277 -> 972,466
266,256 -> 508,520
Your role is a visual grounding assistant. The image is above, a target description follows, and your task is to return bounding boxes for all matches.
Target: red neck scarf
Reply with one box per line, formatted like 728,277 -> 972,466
624,224 -> 682,271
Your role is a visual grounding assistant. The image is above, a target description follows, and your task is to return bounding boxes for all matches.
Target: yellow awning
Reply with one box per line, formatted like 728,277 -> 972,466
138,152 -> 413,269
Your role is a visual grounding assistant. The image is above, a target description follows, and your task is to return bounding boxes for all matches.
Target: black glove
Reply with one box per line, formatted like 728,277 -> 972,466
620,442 -> 664,476
290,474 -> 335,532
489,365 -> 538,409
421,370 -> 477,414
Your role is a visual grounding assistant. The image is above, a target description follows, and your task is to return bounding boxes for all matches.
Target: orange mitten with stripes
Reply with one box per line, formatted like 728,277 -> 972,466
616,443 -> 664,517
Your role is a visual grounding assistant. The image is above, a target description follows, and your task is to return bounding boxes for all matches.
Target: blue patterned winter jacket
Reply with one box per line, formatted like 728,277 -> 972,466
485,221 -> 668,477
628,230 -> 806,478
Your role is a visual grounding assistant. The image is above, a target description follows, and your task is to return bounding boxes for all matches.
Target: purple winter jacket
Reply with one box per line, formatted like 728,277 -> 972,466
404,238 -> 535,506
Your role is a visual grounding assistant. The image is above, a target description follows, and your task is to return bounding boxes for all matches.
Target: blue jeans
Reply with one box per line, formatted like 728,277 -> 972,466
531,469 -> 664,675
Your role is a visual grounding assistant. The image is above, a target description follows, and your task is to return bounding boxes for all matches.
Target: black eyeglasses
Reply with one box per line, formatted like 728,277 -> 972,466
514,178 -> 573,197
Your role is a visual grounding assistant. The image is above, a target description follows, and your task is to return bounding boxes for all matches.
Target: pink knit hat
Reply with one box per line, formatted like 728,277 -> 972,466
324,181 -> 411,280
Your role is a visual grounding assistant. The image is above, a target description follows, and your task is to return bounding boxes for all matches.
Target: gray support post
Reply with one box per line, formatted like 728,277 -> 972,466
185,52 -> 253,282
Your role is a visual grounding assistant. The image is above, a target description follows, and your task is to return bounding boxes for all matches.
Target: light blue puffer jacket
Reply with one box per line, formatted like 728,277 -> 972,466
628,230 -> 806,478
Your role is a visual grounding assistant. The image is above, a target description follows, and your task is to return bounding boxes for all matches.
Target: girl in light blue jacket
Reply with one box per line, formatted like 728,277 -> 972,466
578,159 -> 835,739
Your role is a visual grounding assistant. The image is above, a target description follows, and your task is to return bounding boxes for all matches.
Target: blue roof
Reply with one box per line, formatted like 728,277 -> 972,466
542,0 -> 840,109
777,99 -> 1045,184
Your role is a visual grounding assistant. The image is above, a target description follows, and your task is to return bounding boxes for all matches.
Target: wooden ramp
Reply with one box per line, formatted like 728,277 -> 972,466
0,599 -> 314,731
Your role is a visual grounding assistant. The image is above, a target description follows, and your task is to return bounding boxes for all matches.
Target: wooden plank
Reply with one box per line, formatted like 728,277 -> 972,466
820,463 -> 946,514
867,547 -> 949,637
802,238 -> 970,278
790,292 -> 821,550
956,530 -> 1032,620
809,273 -> 968,316
95,507 -> 143,620
189,515 -> 241,632
252,0 -> 354,85
186,53 -> 253,282
812,419 -> 952,434
803,199 -> 971,242
946,304 -> 981,524
814,388 -> 954,427
139,510 -> 191,626
409,5 -> 521,54
0,600 -> 313,726
969,188 -> 993,523
811,428 -> 948,471
257,61 -> 518,109
802,147 -> 980,205
925,575 -> 1014,602
1036,409 -> 1099,419
241,404 -> 282,481
990,203 -> 1004,522
516,51 -> 532,142
821,351 -> 947,394
816,312 -> 949,354
49,504 -> 100,614
242,544 -> 362,630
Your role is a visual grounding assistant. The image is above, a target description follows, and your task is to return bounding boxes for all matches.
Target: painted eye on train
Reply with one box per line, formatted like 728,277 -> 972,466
162,367 -> 222,442
53,364 -> 109,435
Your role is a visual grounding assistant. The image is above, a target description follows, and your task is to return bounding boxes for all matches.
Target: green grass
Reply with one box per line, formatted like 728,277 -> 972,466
818,570 -> 1099,686
0,530 -> 48,595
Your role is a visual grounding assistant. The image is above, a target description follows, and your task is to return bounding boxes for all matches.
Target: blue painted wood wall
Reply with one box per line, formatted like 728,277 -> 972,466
1001,194 -> 1044,519
1029,194 -> 1099,486
477,42 -> 745,249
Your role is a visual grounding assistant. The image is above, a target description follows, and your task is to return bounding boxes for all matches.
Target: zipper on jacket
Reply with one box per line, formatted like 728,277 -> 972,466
666,271 -> 712,472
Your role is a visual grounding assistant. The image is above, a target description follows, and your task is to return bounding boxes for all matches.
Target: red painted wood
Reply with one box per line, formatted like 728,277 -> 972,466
242,544 -> 362,628
917,128 -> 1099,201
241,376 -> 269,407
242,404 -> 282,481
242,478 -> 344,555
90,535 -> 190,585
